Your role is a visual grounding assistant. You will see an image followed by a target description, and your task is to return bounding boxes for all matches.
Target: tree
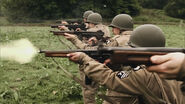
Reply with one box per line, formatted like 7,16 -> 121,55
1,0 -> 141,22
97,0 -> 141,18
139,0 -> 169,9
164,0 -> 185,19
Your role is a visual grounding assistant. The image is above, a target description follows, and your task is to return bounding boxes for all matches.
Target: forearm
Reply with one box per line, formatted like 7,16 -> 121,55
70,36 -> 98,49
70,36 -> 89,49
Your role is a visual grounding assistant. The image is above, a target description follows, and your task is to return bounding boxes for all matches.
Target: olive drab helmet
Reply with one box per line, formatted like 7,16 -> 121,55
128,24 -> 166,47
86,13 -> 102,24
83,10 -> 93,19
109,14 -> 133,31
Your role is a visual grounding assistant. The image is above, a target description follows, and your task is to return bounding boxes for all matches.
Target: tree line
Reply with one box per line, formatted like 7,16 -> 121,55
0,0 -> 184,22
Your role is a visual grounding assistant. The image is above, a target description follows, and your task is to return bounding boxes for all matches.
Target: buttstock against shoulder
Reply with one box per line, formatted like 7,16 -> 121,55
101,47 -> 185,66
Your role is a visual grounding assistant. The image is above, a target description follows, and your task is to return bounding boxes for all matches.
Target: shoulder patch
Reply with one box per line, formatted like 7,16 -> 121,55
106,40 -> 111,44
133,66 -> 143,71
116,71 -> 131,79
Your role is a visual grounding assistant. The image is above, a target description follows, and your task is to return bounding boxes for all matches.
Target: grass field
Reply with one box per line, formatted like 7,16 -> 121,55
0,24 -> 185,104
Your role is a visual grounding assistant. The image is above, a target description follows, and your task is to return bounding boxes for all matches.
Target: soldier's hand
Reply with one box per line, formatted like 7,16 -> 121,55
75,28 -> 81,31
73,23 -> 79,25
103,59 -> 111,65
67,52 -> 84,63
58,26 -> 68,31
88,37 -> 98,45
84,23 -> 89,28
147,52 -> 185,79
61,21 -> 68,25
63,33 -> 76,40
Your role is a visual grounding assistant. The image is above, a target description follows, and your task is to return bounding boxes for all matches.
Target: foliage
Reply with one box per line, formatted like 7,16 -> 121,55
164,0 -> 185,19
0,0 -> 141,22
139,0 -> 169,9
0,0 -> 2,16
98,0 -> 141,18
1,0 -> 65,22
133,9 -> 183,24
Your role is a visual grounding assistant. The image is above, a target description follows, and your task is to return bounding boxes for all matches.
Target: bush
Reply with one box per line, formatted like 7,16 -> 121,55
139,0 -> 169,9
1,0 -> 141,22
99,0 -> 141,18
164,0 -> 185,19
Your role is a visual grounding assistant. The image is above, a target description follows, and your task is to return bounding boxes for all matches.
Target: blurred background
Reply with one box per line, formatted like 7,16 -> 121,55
0,0 -> 184,24
0,0 -> 184,104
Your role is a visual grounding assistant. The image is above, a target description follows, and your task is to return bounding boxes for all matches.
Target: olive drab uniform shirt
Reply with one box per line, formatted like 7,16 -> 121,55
78,53 -> 185,104
92,23 -> 111,38
105,31 -> 131,47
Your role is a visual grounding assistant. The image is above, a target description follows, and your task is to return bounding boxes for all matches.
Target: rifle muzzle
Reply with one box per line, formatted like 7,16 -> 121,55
39,49 -> 45,53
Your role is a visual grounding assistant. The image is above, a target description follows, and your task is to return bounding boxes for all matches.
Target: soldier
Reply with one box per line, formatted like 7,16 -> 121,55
83,10 -> 94,23
81,12 -> 111,45
75,10 -> 94,31
148,53 -> 185,80
66,24 -> 185,103
58,10 -> 93,31
63,12 -> 111,48
85,13 -> 110,38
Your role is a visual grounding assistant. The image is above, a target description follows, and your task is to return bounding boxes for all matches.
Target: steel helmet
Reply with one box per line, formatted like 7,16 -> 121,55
86,13 -> 102,24
128,24 -> 166,47
83,10 -> 93,19
109,14 -> 133,31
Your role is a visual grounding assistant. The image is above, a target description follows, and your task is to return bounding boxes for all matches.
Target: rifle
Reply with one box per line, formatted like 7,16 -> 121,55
50,24 -> 87,31
50,30 -> 106,42
39,47 -> 185,66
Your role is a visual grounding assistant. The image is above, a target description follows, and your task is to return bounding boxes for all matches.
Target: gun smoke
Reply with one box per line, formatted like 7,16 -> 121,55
0,38 -> 38,64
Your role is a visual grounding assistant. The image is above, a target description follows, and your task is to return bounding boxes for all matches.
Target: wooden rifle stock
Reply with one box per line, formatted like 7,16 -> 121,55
40,47 -> 185,66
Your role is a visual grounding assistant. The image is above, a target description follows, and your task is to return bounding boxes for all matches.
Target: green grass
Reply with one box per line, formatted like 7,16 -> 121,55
0,25 -> 184,103
159,25 -> 185,47
0,26 -> 83,104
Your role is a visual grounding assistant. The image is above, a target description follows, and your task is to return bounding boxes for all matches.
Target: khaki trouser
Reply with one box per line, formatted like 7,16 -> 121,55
79,70 -> 99,104
102,90 -> 139,104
